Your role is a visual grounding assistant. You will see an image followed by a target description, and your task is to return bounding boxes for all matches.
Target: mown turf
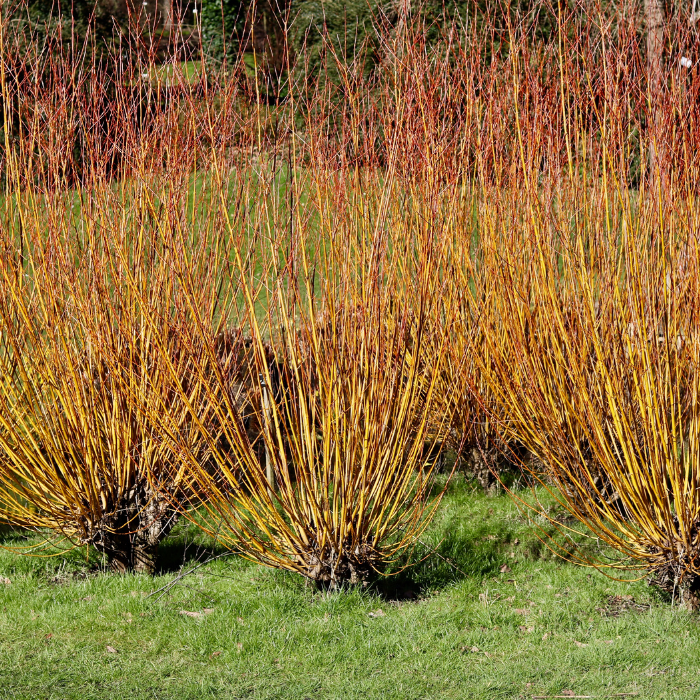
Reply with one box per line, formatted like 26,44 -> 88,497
1,475 -> 699,700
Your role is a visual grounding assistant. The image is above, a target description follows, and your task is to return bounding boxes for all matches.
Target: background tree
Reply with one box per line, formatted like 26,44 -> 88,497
645,0 -> 666,190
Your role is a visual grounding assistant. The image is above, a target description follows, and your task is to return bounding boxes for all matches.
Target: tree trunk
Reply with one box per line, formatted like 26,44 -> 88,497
681,583 -> 700,612
395,0 -> 411,55
131,495 -> 178,575
160,0 -> 172,31
645,0 -> 666,192
397,0 -> 411,34
103,533 -> 134,573
94,487 -> 178,574
132,542 -> 160,575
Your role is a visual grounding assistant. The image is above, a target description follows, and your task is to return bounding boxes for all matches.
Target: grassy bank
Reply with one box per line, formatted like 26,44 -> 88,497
1,475 -> 697,700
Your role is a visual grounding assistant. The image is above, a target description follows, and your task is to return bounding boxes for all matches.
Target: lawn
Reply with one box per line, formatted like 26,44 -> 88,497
1,474 -> 697,700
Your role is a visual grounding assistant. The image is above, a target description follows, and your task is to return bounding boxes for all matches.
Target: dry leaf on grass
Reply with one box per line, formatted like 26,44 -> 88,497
460,645 -> 480,654
210,651 -> 222,658
368,609 -> 385,618
573,640 -> 588,648
180,610 -> 202,618
514,608 -> 530,615
519,625 -> 534,633
500,564 -> 512,574
0,577 -> 11,585
106,645 -> 118,653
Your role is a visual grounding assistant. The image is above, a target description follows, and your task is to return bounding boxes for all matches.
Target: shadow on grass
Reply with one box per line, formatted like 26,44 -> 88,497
156,532 -> 230,574
0,523 -> 32,543
372,521 -> 515,601
1,520 -> 231,577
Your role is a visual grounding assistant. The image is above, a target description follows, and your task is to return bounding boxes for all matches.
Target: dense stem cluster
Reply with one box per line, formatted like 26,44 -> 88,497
2,2 -> 700,602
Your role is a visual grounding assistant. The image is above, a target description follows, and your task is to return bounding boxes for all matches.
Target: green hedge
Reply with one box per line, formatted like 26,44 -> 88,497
199,0 -> 250,64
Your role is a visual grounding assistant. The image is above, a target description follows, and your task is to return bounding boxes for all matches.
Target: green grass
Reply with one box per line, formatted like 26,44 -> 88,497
1,475 -> 699,700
